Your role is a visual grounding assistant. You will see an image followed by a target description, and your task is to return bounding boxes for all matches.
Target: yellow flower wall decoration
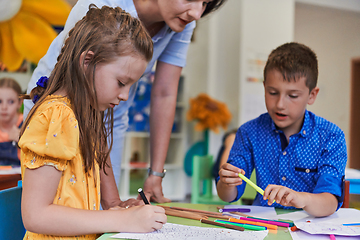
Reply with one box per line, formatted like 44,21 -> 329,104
0,0 -> 71,71
187,93 -> 232,133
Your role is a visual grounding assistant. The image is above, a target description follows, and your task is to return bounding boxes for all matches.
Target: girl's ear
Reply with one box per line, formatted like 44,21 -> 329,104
79,50 -> 95,70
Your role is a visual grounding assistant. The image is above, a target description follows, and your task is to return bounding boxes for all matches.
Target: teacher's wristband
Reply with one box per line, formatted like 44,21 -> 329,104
148,168 -> 166,178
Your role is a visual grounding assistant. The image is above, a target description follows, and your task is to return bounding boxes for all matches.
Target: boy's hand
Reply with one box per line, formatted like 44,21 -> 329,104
263,185 -> 306,208
218,163 -> 245,187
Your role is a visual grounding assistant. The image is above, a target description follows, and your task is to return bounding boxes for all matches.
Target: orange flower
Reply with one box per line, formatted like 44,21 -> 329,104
187,93 -> 232,133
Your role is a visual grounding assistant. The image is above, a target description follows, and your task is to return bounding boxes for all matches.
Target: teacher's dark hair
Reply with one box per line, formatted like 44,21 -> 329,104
202,0 -> 227,17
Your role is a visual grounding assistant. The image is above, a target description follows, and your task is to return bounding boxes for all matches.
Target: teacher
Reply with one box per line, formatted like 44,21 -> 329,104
24,0 -> 227,205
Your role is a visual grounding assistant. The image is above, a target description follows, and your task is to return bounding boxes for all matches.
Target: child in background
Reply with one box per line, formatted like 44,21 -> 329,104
217,42 -> 347,217
0,77 -> 23,166
18,5 -> 166,239
212,129 -> 237,180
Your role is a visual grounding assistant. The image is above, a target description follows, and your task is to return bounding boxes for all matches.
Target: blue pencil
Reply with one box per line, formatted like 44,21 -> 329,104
343,223 -> 360,226
219,208 -> 251,213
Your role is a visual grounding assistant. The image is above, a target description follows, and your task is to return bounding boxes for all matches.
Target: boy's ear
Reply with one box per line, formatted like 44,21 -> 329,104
79,50 -> 94,70
307,87 -> 319,105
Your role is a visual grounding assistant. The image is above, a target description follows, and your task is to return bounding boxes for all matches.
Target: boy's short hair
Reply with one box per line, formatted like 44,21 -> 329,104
263,42 -> 318,92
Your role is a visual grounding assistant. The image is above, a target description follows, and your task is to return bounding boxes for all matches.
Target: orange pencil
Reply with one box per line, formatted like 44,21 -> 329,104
230,218 -> 278,230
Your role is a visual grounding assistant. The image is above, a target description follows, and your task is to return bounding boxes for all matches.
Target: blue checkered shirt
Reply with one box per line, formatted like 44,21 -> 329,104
227,110 -> 347,209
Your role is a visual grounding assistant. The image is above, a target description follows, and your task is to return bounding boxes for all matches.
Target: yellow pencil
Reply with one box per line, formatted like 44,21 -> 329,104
238,173 -> 275,203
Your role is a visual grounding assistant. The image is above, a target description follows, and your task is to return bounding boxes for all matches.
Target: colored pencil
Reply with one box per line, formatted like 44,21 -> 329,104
238,173 -> 265,195
240,217 -> 289,227
158,205 -> 229,219
329,234 -> 336,240
343,223 -> 360,226
230,218 -> 278,230
164,208 -> 207,221
248,216 -> 294,227
238,173 -> 275,203
200,219 -> 244,231
219,208 -> 251,213
160,205 -> 224,216
215,220 -> 267,231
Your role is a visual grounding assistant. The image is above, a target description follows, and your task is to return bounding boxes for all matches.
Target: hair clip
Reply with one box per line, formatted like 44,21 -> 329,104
32,76 -> 49,104
36,76 -> 49,88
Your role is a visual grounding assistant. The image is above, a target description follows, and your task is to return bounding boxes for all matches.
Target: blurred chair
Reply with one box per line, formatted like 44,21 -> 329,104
0,180 -> 26,239
341,180 -> 350,208
191,155 -> 257,205
191,155 -> 228,204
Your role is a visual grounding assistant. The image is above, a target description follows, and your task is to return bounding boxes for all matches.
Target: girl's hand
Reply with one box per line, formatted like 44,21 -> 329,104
218,163 -> 245,188
118,205 -> 167,233
263,185 -> 306,208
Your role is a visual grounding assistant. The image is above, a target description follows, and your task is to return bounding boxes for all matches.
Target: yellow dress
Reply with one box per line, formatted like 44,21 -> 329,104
19,96 -> 100,240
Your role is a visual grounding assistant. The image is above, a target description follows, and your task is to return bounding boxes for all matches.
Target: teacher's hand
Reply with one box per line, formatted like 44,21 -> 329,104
118,198 -> 144,208
140,175 -> 171,203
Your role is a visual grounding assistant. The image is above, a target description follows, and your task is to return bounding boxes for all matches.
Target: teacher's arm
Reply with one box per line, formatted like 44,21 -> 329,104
142,61 -> 182,203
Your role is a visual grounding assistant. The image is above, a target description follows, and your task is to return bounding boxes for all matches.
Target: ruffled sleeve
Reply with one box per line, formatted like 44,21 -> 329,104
19,100 -> 79,171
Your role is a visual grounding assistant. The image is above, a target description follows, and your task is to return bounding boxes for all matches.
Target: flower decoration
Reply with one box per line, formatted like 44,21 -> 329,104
187,93 -> 232,133
0,0 -> 71,71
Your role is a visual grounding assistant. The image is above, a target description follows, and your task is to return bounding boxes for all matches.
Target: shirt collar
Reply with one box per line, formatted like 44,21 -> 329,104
152,25 -> 171,43
270,109 -> 310,138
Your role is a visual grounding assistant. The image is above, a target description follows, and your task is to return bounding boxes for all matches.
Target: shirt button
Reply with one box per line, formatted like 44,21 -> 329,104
303,130 -> 306,135
282,176 -> 286,181
305,169 -> 310,173
283,151 -> 287,155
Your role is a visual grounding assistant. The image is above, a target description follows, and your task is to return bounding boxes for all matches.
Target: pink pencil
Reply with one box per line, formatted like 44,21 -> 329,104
239,217 -> 290,227
329,234 -> 336,240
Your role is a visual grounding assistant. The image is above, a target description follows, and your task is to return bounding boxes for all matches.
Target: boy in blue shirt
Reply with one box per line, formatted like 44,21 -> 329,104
217,42 -> 347,217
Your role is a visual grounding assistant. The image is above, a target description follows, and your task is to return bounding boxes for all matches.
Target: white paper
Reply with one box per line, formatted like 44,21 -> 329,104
294,222 -> 360,236
279,208 -> 360,236
289,228 -> 360,240
110,223 -> 268,240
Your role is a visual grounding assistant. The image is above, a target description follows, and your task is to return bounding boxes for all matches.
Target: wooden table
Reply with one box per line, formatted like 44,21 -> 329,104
0,174 -> 21,191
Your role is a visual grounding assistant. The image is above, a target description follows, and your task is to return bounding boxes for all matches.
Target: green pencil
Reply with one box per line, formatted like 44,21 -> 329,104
215,219 -> 267,231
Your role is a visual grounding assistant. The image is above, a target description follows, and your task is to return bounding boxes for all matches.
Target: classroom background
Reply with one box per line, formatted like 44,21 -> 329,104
0,0 -> 359,207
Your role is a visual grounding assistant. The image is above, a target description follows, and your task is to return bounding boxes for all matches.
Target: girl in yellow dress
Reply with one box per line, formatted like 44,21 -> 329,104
18,5 -> 166,240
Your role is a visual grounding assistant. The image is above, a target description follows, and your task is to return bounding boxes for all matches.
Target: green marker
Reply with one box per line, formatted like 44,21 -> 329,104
215,220 -> 267,231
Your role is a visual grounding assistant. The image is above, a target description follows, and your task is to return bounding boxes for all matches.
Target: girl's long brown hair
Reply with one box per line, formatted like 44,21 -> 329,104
20,5 -> 153,173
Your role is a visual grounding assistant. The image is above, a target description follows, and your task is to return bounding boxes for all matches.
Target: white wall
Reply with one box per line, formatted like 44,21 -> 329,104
294,3 -> 360,155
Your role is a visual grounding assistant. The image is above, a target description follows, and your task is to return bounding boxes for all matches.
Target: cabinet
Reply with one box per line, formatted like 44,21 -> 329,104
119,76 -> 187,201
